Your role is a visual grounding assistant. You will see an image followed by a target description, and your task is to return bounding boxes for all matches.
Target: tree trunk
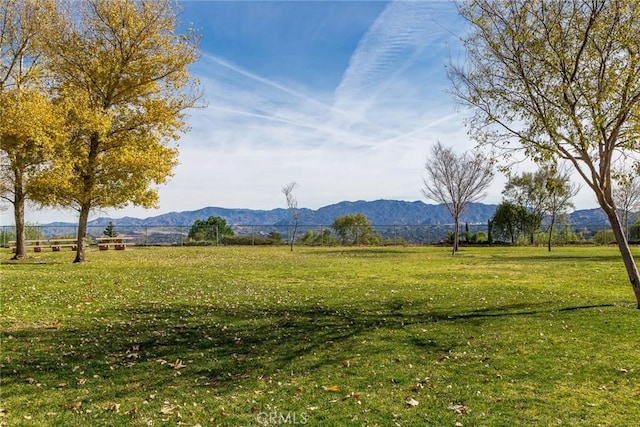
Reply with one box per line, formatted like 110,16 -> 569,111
290,221 -> 298,252
74,134 -> 99,263
547,215 -> 556,253
452,217 -> 459,255
604,205 -> 640,309
12,188 -> 27,260
74,205 -> 90,263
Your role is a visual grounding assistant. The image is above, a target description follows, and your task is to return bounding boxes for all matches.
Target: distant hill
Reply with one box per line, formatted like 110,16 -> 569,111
55,199 -> 617,229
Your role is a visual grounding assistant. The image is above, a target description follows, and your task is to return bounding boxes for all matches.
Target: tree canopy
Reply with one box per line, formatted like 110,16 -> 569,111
188,216 -> 234,242
331,213 -> 381,246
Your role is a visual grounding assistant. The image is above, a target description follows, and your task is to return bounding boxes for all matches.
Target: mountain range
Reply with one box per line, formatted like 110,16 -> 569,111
45,199 -> 615,229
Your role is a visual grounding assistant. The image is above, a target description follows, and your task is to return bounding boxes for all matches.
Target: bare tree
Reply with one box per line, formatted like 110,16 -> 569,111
422,142 -> 493,254
282,182 -> 299,252
449,0 -> 640,307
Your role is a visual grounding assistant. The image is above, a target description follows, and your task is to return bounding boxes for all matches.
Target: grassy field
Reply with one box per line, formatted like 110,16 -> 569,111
1,245 -> 639,426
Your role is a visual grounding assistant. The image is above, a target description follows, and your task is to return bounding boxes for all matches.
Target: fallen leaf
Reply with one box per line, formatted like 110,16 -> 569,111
342,360 -> 351,368
169,359 -> 186,370
159,404 -> 174,415
410,383 -> 424,391
67,401 -> 82,411
343,392 -> 360,400
619,368 -> 628,374
323,385 -> 340,392
448,403 -> 470,415
76,378 -> 86,385
405,397 -> 419,407
105,403 -> 120,413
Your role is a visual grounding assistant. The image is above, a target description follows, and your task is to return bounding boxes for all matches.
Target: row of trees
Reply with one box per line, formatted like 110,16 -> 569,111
187,214 -> 385,247
0,0 -> 200,262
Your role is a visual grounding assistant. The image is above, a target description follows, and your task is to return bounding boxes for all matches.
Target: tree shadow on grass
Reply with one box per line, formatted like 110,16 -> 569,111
0,300 -> 617,407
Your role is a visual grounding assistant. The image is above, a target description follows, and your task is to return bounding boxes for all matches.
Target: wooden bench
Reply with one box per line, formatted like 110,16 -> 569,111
50,238 -> 79,251
96,236 -> 133,251
8,239 -> 79,252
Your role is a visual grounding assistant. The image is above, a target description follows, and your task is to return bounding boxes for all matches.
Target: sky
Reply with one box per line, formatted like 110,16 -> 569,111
1,0 -> 600,226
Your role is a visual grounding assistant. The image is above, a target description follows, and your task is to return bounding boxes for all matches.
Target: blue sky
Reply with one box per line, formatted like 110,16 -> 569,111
1,0 -> 597,225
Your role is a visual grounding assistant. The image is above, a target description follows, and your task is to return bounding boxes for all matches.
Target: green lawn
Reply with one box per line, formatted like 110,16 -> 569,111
1,245 -> 638,426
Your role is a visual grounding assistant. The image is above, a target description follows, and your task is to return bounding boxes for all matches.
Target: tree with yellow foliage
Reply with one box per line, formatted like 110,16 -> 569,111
41,0 -> 200,262
0,0 -> 65,259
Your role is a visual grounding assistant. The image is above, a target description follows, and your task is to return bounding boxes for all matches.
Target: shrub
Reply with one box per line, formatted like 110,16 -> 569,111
300,230 -> 336,246
593,230 -> 616,245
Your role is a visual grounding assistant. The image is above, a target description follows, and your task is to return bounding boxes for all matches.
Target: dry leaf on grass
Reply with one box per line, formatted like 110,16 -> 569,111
343,392 -> 360,400
169,359 -> 187,369
322,385 -> 340,392
405,397 -> 419,407
159,404 -> 174,415
448,403 -> 470,415
66,401 -> 82,411
105,403 -> 120,413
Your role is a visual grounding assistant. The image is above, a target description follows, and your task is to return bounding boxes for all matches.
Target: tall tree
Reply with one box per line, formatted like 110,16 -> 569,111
503,164 -> 578,250
0,0 -> 64,259
0,89 -> 66,259
503,169 -> 549,244
450,0 -> 640,307
282,181 -> 300,252
490,200 -> 529,244
421,141 -> 493,254
41,0 -> 200,262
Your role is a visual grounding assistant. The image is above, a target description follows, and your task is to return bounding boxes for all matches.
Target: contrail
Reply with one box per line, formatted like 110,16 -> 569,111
200,53 -> 401,148
333,1 -> 447,126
